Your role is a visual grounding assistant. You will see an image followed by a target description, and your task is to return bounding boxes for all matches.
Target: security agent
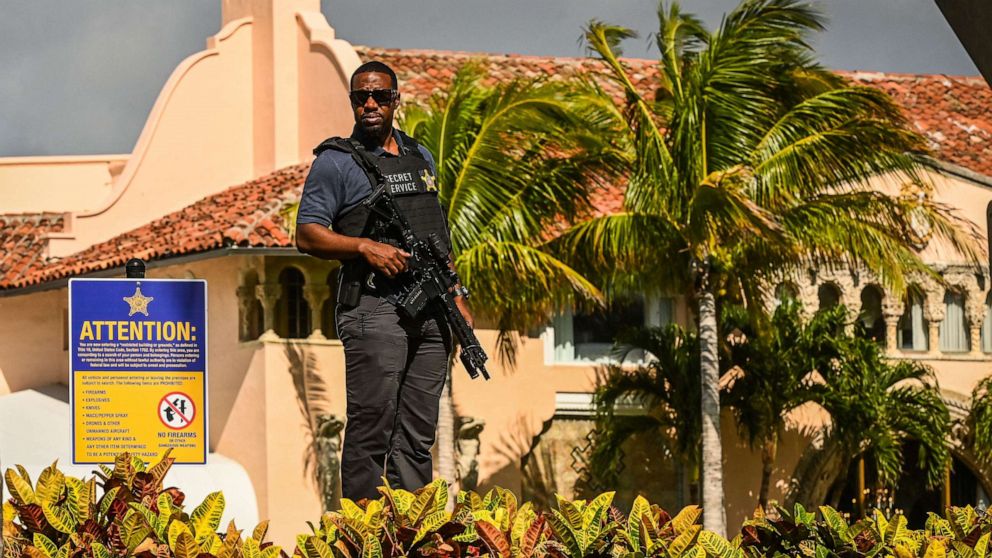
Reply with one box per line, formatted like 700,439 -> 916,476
296,61 -> 474,501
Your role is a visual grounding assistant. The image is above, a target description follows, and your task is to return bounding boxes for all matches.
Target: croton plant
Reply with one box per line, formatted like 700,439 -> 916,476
6,452 -> 992,557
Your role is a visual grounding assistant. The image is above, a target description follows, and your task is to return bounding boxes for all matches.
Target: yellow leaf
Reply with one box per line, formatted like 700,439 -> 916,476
41,502 -> 76,534
924,540 -> 947,558
5,468 -> 37,504
191,492 -> 225,542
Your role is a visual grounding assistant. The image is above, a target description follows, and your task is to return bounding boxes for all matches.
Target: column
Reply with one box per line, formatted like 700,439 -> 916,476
236,285 -> 255,340
303,284 -> 330,340
256,283 -> 282,340
884,315 -> 901,356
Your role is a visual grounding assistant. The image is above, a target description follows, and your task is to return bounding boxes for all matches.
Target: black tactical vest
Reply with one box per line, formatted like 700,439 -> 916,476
313,133 -> 450,305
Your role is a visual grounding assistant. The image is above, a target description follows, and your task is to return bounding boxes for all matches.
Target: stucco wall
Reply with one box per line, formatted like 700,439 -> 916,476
0,155 -> 127,213
0,288 -> 67,394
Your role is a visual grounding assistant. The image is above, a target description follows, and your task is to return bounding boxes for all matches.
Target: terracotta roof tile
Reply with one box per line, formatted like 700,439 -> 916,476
357,46 -> 992,177
1,165 -> 307,290
2,48 -> 989,292
0,213 -> 64,288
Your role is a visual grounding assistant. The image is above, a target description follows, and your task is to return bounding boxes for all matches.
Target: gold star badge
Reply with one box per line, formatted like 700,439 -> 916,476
420,169 -> 437,192
123,285 -> 154,316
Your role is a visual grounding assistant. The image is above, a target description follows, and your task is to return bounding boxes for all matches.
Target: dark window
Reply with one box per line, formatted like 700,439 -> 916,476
573,298 -> 645,345
858,286 -> 885,345
278,267 -> 310,339
818,283 -> 841,311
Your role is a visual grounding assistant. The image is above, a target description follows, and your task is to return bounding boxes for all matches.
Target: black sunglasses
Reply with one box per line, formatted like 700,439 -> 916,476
349,89 -> 397,106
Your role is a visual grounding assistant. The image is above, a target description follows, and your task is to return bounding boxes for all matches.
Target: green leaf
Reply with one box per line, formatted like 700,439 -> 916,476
32,533 -> 58,558
628,496 -> 650,550
98,486 -> 121,518
670,524 -> 702,556
555,495 -> 583,530
157,491 -> 174,530
361,533 -> 383,558
40,503 -> 75,534
303,537 -> 335,558
90,542 -> 111,558
5,468 -> 38,505
63,477 -> 90,522
698,530 -> 741,558
408,483 -> 439,527
549,509 -> 582,557
819,506 -> 850,541
34,463 -> 65,506
413,511 -> 451,544
580,491 -> 614,548
120,510 -> 152,553
191,492 -> 225,541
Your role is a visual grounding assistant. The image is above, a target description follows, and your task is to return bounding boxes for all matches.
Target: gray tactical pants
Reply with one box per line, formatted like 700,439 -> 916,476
336,294 -> 451,501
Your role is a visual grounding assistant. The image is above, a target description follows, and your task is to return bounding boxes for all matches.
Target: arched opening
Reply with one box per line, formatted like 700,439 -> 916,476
857,286 -> 885,345
939,289 -> 970,353
817,283 -> 841,311
321,269 -> 339,340
239,270 -> 264,341
898,287 -> 928,352
774,283 -> 799,309
277,267 -> 311,339
832,443 -> 990,526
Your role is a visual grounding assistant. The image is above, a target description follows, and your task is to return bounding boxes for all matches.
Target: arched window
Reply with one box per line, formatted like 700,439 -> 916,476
321,269 -> 339,340
898,287 -> 928,352
239,271 -> 264,341
277,267 -> 310,339
774,283 -> 798,309
817,283 -> 841,311
858,286 -> 885,344
939,289 -> 969,353
982,292 -> 992,353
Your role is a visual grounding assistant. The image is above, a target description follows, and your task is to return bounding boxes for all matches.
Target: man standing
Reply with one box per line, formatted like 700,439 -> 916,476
296,61 -> 472,500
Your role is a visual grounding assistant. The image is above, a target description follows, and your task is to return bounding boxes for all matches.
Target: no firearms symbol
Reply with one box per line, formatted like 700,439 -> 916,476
159,392 -> 196,430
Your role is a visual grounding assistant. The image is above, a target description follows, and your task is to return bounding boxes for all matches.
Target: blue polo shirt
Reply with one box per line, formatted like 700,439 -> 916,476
296,129 -> 437,228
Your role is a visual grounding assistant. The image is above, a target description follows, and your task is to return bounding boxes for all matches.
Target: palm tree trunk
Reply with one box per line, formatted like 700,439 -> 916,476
856,455 -> 866,517
759,435 -> 778,511
698,289 -> 727,535
436,365 -> 458,509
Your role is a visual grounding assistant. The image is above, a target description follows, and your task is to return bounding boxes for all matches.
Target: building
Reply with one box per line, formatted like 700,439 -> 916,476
2,0 -> 992,545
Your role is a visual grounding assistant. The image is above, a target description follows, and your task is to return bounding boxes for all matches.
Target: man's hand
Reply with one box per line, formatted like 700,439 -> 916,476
455,295 -> 475,329
358,239 -> 410,278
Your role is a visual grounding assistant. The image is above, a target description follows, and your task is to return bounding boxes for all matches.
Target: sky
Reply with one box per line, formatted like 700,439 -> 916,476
0,0 -> 978,157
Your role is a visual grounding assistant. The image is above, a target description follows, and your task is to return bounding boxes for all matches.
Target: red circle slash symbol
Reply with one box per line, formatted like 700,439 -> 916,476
159,392 -> 196,430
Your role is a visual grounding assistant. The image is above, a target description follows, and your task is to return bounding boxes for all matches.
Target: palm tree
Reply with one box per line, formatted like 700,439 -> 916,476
588,324 -> 702,508
403,63 -> 623,494
722,302 -> 823,511
808,308 -> 951,515
962,377 -> 992,465
565,0 -> 978,534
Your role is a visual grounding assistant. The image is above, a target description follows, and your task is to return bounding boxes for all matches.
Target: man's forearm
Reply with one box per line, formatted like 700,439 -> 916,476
296,223 -> 368,260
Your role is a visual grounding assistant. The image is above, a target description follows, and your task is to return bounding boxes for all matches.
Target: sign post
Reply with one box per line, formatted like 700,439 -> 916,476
69,277 -> 208,464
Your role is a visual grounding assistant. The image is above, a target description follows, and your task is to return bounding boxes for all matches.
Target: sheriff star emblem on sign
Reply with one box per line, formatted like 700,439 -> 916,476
123,284 -> 154,316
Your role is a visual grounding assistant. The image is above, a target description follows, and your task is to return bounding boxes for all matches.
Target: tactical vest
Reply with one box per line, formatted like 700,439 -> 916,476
314,133 -> 450,306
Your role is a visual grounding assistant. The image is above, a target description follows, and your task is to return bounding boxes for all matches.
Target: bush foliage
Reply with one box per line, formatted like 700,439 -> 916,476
6,454 -> 992,557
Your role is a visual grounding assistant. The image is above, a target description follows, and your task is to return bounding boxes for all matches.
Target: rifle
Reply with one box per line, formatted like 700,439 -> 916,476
360,171 -> 491,381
